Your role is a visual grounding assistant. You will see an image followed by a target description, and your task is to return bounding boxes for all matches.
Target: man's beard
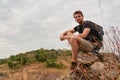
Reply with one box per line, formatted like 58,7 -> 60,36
77,20 -> 83,24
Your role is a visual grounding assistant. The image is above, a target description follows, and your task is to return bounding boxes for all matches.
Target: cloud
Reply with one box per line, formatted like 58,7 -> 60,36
0,0 -> 120,58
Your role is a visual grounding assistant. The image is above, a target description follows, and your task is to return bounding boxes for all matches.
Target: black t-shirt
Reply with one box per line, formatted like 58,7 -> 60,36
74,21 -> 96,41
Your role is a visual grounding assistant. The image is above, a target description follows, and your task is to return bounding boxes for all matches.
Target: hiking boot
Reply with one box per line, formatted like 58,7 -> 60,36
69,62 -> 77,75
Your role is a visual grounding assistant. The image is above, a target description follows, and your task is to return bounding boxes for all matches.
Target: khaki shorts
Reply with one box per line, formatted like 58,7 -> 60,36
78,38 -> 93,52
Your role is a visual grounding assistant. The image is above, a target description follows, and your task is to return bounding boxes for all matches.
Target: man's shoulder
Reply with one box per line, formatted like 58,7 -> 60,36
83,20 -> 92,24
83,20 -> 93,29
74,24 -> 82,32
74,25 -> 80,29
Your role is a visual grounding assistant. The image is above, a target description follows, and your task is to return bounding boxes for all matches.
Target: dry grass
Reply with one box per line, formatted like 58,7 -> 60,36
0,55 -> 70,80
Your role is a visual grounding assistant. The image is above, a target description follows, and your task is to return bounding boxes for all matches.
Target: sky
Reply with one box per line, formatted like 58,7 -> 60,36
0,0 -> 120,59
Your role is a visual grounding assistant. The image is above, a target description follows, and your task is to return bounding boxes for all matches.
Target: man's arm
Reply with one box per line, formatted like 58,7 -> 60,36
60,29 -> 76,41
76,28 -> 90,38
62,29 -> 75,35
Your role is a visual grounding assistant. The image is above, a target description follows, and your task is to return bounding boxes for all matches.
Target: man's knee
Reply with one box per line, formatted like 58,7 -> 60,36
69,36 -> 77,43
66,32 -> 73,42
70,35 -> 82,44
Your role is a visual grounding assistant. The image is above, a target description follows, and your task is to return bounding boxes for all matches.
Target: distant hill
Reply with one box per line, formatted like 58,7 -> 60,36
0,48 -> 71,80
0,48 -> 120,80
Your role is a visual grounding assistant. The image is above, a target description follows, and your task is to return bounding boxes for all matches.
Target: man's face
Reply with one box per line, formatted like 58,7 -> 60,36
74,13 -> 84,24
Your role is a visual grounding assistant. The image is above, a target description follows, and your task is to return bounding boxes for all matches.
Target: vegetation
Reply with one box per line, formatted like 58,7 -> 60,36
35,48 -> 68,68
103,27 -> 120,56
0,58 -> 7,65
7,53 -> 29,69
0,48 -> 71,69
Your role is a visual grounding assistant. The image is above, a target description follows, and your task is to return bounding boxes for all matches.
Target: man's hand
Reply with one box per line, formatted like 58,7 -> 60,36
60,31 -> 74,41
60,34 -> 65,41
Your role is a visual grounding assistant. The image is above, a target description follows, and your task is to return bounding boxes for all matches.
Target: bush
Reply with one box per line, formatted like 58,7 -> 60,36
7,60 -> 19,69
7,54 -> 29,69
35,48 -> 48,62
35,48 -> 66,68
46,58 -> 65,68
65,50 -> 71,56
35,48 -> 58,62
0,59 -> 7,65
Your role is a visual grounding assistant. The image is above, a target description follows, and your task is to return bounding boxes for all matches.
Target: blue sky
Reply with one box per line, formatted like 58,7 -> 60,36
0,0 -> 120,58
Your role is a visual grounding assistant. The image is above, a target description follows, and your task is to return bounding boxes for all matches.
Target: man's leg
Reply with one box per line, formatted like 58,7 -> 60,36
66,32 -> 76,62
69,36 -> 79,62
66,32 -> 82,74
66,32 -> 81,62
60,32 -> 80,62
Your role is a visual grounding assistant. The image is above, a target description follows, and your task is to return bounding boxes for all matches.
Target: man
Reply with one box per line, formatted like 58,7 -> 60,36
60,10 -> 103,74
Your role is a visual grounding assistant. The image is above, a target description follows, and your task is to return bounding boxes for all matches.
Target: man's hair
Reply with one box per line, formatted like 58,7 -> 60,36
73,10 -> 83,18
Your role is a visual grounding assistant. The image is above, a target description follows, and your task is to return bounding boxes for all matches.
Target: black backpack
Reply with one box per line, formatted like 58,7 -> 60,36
84,21 -> 104,41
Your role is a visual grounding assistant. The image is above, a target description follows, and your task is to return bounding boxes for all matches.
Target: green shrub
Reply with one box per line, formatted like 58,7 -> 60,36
46,59 -> 65,68
35,48 -> 65,68
35,49 -> 48,62
46,59 -> 57,67
47,51 -> 57,60
0,59 -> 7,65
7,54 -> 29,69
7,60 -> 19,69
35,48 -> 58,62
65,50 -> 71,56
46,50 -> 65,68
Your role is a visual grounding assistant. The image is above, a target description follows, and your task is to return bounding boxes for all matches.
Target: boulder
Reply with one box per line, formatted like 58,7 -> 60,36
70,53 -> 120,80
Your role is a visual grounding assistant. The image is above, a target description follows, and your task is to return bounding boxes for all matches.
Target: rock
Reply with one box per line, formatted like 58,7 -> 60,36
77,52 -> 98,65
90,62 -> 104,73
70,53 -> 120,80
117,76 -> 120,80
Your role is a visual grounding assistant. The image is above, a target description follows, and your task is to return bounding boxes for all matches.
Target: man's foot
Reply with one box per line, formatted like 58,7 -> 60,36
69,62 -> 77,75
